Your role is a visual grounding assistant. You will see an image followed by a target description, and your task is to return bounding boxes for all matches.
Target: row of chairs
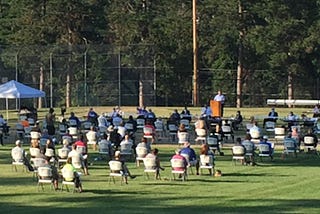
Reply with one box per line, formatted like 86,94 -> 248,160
37,165 -> 79,192
109,154 -> 214,184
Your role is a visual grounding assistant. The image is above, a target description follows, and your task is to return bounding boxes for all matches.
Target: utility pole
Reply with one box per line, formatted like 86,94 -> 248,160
192,0 -> 199,106
236,0 -> 244,108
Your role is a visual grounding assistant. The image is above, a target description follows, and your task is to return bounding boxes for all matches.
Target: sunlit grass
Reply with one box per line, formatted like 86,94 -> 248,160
1,106 -> 319,213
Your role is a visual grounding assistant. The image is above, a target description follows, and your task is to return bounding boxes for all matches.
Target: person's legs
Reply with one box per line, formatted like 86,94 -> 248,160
0,133 -> 3,146
196,160 -> 200,175
74,175 -> 83,192
82,160 -> 89,175
23,157 -> 34,171
123,164 -> 135,179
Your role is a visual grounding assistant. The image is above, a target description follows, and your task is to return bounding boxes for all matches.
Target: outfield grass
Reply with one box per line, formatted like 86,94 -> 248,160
1,106 -> 320,213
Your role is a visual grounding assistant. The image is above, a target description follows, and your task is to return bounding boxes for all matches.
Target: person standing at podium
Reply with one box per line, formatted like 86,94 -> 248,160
213,90 -> 226,117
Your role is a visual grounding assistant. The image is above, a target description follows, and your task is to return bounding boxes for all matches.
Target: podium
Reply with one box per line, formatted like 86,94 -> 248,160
210,100 -> 221,117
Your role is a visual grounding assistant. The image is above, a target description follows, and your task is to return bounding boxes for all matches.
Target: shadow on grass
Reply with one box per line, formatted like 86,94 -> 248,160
1,196 -> 320,214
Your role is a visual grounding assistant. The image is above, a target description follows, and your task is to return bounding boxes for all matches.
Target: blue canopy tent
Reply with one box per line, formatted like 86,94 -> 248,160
0,80 -> 45,120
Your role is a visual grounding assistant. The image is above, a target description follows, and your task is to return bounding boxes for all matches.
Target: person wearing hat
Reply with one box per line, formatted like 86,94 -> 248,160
58,139 -> 71,158
113,150 -> 136,184
11,140 -> 34,171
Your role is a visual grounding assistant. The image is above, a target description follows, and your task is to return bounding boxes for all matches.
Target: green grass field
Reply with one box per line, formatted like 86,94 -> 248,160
1,107 -> 320,214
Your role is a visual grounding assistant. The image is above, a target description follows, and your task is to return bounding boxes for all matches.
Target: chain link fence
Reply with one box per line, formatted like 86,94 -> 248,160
1,44 -> 319,109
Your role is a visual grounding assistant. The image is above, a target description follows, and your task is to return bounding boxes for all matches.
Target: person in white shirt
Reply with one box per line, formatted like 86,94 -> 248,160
98,113 -> 109,127
213,90 -> 226,117
86,126 -> 98,151
11,140 -> 34,171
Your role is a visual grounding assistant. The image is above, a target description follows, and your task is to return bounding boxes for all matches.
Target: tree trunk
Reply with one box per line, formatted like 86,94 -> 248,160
66,27 -> 72,108
38,66 -> 44,109
287,70 -> 293,108
139,79 -> 144,107
66,74 -> 71,108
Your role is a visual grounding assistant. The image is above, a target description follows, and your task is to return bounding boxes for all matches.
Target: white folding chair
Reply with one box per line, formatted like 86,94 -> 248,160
135,147 -> 148,167
195,128 -> 207,144
199,155 -> 214,175
303,136 -> 319,156
37,166 -> 54,191
143,157 -> 159,180
274,127 -> 286,143
61,167 -> 76,193
177,132 -> 189,146
170,158 -> 187,181
11,150 -> 26,172
108,160 -> 126,185
232,146 -> 245,165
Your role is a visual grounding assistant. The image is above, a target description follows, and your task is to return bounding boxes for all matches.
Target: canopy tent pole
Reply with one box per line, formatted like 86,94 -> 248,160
6,98 -> 8,121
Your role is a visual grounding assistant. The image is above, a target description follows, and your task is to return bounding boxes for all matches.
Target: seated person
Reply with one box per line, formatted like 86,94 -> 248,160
120,134 -> 134,150
287,111 -> 298,129
313,104 -> 320,118
304,128 -> 318,148
87,107 -> 98,126
180,106 -> 192,121
195,118 -> 208,130
113,151 -> 136,184
249,121 -> 262,140
69,112 -> 81,129
98,133 -> 113,157
21,118 -> 30,128
58,139 -> 71,158
125,115 -> 137,133
145,148 -> 164,179
86,126 -> 98,151
0,114 -> 9,136
179,142 -> 198,172
196,144 -> 215,174
68,143 -> 89,175
281,134 -> 298,159
145,109 -> 156,125
300,114 -> 314,128
259,136 -> 274,160
232,110 -> 243,130
291,127 -> 301,148
171,149 -> 188,171
263,108 -> 278,127
241,134 -> 256,164
108,126 -> 122,150
177,124 -> 189,143
98,113 -> 109,127
11,140 -> 34,172
62,157 -> 83,192
41,158 -> 59,190
169,109 -> 181,124
112,114 -> 123,128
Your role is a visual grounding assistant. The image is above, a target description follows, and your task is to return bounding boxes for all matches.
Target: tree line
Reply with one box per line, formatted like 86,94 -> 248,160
0,0 -> 320,108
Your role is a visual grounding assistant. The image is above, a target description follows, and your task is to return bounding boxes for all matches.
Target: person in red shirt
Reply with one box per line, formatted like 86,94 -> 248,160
144,120 -> 156,144
171,149 -> 187,171
74,134 -> 87,153
74,134 -> 89,175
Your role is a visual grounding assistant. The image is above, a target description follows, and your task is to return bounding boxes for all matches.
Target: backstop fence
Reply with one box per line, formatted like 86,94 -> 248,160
0,44 -> 319,109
